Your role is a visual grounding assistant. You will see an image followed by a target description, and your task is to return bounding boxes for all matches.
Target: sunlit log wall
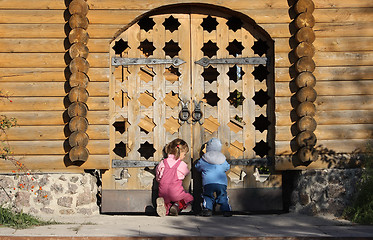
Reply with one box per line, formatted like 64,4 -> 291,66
0,0 -> 372,172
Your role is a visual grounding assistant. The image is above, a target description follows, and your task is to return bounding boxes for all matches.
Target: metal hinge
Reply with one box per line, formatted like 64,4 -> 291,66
195,57 -> 267,67
112,57 -> 186,67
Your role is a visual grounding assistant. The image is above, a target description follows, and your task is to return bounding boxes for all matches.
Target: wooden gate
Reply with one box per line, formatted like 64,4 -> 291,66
102,12 -> 282,213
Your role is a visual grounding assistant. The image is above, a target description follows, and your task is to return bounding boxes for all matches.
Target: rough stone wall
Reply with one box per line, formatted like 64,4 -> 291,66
0,172 -> 100,217
289,168 -> 362,217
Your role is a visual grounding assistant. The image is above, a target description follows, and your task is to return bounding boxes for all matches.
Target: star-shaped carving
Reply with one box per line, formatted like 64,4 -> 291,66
253,89 -> 270,107
201,40 -> 219,58
163,66 -> 180,83
138,91 -> 155,108
227,90 -> 245,108
138,141 -> 156,160
253,114 -> 270,133
163,116 -> 180,134
163,40 -> 181,58
226,39 -> 244,56
226,17 -> 243,32
113,141 -> 126,158
139,66 -> 155,83
202,66 -> 219,84
227,65 -> 245,82
253,140 -> 270,158
228,140 -> 245,158
112,39 -> 129,55
138,39 -> 155,57
138,115 -> 156,133
204,90 -> 220,107
227,119 -> 244,133
138,17 -> 155,32
113,118 -> 128,134
201,15 -> 218,33
162,15 -> 181,33
202,115 -> 220,134
252,39 -> 269,57
252,64 -> 269,82
164,91 -> 180,109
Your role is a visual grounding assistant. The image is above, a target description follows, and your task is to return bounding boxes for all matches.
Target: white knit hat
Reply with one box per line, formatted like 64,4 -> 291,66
206,138 -> 222,152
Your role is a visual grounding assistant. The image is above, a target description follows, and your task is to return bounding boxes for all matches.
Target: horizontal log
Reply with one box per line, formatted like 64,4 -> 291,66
6,140 -> 109,155
0,24 -> 123,39
276,124 -> 373,141
2,51 -> 373,69
0,0 -> 371,10
1,97 -> 109,111
275,52 -> 373,68
275,139 -> 369,155
3,36 -> 371,55
0,82 -> 108,97
0,111 -> 109,125
0,125 -> 109,141
0,53 -> 109,68
276,66 -> 373,82
276,80 -> 373,97
276,110 -> 373,126
2,37 -> 371,56
0,155 -> 110,171
276,95 -> 373,111
0,22 -> 371,40
0,68 -> 109,82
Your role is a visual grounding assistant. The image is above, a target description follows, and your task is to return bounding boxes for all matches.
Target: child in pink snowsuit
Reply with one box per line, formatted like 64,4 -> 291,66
156,139 -> 193,216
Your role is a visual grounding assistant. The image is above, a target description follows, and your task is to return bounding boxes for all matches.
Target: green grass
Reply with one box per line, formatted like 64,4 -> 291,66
343,151 -> 373,225
0,206 -> 58,229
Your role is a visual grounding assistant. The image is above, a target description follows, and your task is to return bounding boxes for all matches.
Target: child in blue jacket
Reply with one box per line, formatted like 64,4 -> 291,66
195,138 -> 232,217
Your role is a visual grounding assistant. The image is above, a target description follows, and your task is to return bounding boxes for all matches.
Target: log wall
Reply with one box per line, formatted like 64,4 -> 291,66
0,0 -> 372,171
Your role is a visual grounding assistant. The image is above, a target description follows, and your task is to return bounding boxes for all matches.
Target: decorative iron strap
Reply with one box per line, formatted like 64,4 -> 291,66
112,158 -> 271,168
195,57 -> 267,67
112,57 -> 186,67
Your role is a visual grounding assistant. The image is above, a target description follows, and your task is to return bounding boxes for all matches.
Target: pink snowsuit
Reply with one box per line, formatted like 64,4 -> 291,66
156,155 -> 193,214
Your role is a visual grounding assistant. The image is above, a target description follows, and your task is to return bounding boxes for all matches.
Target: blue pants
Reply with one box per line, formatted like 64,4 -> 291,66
202,183 -> 231,212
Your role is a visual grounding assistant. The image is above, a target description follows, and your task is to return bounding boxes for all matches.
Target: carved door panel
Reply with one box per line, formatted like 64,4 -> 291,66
102,13 -> 281,213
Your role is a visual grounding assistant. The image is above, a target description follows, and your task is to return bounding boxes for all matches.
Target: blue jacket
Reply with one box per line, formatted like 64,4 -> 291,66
195,151 -> 230,186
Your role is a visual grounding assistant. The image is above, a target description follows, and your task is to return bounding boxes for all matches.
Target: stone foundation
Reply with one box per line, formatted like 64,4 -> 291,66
288,168 -> 362,217
0,172 -> 100,218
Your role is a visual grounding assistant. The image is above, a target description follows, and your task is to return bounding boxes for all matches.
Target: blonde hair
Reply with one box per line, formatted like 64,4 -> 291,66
165,138 -> 189,159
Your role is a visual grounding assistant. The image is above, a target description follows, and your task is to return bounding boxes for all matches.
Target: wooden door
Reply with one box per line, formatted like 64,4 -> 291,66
102,13 -> 281,213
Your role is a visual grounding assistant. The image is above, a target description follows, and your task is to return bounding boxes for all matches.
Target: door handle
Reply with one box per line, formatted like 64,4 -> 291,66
192,100 -> 203,125
179,100 -> 191,124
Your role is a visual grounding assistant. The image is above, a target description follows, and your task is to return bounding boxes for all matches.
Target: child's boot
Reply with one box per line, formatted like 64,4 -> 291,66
156,197 -> 166,217
169,202 -> 180,216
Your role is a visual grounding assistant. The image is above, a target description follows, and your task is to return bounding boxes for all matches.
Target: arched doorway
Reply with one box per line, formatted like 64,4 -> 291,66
102,4 -> 280,213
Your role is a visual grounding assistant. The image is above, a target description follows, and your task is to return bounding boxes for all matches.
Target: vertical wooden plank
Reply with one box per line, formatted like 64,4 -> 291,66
177,14 -> 192,189
216,17 -> 230,157
242,28 -> 256,159
191,14 -> 204,161
152,15 -> 166,162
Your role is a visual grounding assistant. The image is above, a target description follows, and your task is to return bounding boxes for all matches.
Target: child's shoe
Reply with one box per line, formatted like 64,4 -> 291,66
156,197 -> 166,217
201,209 -> 212,217
223,211 -> 233,217
169,202 -> 179,216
